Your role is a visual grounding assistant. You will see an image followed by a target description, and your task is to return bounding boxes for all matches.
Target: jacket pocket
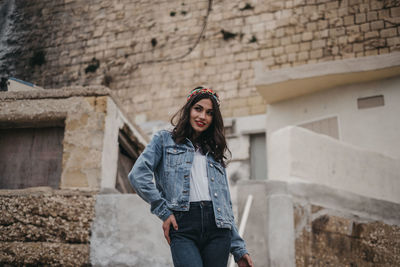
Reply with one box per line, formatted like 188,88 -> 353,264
166,147 -> 186,167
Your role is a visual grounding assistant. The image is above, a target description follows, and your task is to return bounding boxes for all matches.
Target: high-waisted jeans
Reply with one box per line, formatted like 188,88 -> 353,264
169,201 -> 231,267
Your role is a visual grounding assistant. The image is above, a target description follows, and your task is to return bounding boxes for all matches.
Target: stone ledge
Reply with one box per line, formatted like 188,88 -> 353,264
0,86 -> 110,101
255,52 -> 400,103
0,187 -> 98,196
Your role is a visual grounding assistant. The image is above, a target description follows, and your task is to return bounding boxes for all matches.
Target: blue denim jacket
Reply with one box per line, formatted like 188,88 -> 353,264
128,130 -> 248,262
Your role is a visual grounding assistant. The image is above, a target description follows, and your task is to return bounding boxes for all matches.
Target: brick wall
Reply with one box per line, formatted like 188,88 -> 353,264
1,0 -> 399,122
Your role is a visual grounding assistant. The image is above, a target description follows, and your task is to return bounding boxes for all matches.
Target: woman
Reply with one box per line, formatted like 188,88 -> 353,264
129,86 -> 253,267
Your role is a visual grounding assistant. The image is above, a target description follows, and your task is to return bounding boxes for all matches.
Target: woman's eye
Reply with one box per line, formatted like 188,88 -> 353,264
195,106 -> 202,111
207,111 -> 214,116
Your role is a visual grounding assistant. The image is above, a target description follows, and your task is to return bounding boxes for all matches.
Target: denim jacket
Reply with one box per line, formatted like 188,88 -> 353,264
128,130 -> 248,262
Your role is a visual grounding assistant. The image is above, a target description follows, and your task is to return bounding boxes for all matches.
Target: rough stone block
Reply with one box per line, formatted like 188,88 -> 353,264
391,7 -> 400,18
310,49 -> 323,59
285,44 -> 300,53
273,46 -> 284,56
344,15 -> 354,26
365,31 -> 379,39
371,20 -> 384,31
360,23 -> 370,32
355,13 -> 366,24
302,32 -> 313,41
367,11 -> 378,22
387,37 -> 400,46
365,49 -> 378,56
353,43 -> 364,52
298,51 -> 309,61
311,39 -> 326,49
300,42 -> 311,51
381,28 -> 397,38
378,9 -> 390,20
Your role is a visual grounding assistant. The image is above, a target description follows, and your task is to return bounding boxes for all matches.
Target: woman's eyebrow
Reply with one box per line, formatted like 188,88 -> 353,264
194,103 -> 213,111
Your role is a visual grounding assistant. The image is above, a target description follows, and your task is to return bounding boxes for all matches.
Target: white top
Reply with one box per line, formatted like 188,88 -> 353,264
189,149 -> 211,202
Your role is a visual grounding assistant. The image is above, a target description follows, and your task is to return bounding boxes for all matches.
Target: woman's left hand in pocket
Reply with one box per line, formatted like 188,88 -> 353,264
162,214 -> 178,245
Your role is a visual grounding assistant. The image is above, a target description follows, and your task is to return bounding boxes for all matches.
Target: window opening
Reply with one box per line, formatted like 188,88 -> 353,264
250,132 -> 267,180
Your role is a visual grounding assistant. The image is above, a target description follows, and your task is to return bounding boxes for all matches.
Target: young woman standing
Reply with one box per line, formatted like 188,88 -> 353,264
129,87 -> 253,267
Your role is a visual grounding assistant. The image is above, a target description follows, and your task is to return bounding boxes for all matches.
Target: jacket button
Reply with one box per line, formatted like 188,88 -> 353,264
211,177 -> 215,181
217,208 -> 221,212
214,193 -> 218,197
210,163 -> 213,167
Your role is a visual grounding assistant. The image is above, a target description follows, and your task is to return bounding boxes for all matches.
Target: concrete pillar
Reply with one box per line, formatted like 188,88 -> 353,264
266,194 -> 295,267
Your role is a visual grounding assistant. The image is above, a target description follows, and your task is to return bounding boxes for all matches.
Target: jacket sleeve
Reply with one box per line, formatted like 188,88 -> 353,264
128,131 -> 172,221
230,220 -> 249,262
223,168 -> 249,262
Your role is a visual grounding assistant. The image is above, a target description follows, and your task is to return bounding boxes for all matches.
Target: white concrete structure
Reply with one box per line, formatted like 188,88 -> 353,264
268,126 -> 400,203
253,53 -> 400,205
91,194 -> 173,267
254,52 -> 400,105
264,76 -> 400,160
255,53 -> 400,160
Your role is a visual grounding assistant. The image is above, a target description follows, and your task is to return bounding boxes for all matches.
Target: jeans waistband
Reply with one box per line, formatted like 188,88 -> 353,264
189,201 -> 213,208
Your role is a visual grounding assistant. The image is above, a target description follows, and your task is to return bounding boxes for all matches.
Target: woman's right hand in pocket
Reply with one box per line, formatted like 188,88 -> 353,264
162,214 -> 178,245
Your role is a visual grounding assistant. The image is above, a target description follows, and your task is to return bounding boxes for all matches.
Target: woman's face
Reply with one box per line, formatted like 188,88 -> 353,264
190,98 -> 213,137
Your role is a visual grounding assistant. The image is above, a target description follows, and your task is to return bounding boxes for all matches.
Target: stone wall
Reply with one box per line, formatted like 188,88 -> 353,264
237,180 -> 400,267
0,87 -> 110,189
294,204 -> 400,266
1,0 -> 399,123
0,87 -> 146,191
0,188 -> 95,266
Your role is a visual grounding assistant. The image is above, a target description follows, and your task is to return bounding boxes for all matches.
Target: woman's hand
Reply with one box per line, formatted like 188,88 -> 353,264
237,253 -> 253,267
162,214 -> 178,245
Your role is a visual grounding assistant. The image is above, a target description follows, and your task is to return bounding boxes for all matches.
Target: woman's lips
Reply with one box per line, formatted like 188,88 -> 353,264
195,121 -> 206,127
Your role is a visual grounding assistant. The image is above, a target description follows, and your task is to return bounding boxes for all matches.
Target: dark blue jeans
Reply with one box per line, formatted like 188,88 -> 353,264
169,201 -> 231,267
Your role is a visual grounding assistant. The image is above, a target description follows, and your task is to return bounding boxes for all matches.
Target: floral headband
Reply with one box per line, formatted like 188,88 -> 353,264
187,87 -> 220,106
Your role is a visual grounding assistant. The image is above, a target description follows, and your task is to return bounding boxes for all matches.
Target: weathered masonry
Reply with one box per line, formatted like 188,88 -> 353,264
1,0 -> 399,123
0,87 -> 147,265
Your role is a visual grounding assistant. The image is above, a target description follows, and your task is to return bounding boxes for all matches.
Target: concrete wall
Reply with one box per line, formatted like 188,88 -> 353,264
268,126 -> 400,203
266,76 -> 400,159
1,0 -> 399,123
237,180 -> 400,267
90,194 -> 173,267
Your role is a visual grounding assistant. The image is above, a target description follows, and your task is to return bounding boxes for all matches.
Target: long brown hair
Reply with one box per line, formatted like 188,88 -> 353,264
171,87 -> 231,166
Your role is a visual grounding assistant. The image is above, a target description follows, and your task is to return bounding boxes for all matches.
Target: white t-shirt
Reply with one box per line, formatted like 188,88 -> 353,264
189,149 -> 211,201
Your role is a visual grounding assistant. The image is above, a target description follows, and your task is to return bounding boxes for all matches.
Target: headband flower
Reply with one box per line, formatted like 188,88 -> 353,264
187,87 -> 220,106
